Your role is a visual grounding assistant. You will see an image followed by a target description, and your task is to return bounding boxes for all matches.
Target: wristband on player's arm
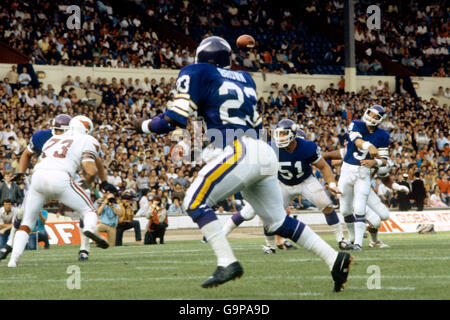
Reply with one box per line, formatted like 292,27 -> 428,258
374,158 -> 384,167
362,141 -> 373,151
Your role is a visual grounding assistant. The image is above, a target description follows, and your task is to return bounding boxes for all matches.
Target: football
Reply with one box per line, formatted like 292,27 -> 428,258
236,34 -> 256,49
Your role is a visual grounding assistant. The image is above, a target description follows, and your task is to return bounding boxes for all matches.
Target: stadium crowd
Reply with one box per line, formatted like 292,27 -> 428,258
1,66 -> 449,215
0,0 -> 195,70
0,0 -> 368,75
313,0 -> 450,77
2,0 -> 448,77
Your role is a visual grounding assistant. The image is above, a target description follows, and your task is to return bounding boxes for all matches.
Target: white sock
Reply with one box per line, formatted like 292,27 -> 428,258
7,226 -> 17,247
296,224 -> 338,270
369,229 -> 379,242
83,211 -> 98,233
345,222 -> 355,242
265,235 -> 276,248
222,218 -> 237,237
10,230 -> 29,263
79,229 -> 91,252
330,223 -> 344,242
354,222 -> 366,247
201,220 -> 237,267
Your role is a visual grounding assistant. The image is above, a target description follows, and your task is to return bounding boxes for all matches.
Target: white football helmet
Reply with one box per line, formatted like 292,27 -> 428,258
69,115 -> 94,135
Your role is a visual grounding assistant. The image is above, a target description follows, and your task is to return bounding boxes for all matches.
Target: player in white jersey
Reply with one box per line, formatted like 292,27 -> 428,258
0,115 -> 117,262
8,115 -> 109,267
323,147 -> 409,248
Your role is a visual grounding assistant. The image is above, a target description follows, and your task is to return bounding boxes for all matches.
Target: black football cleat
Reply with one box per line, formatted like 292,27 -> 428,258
201,261 -> 244,288
0,244 -> 12,260
83,230 -> 109,249
283,240 -> 297,250
331,252 -> 353,292
78,250 -> 89,261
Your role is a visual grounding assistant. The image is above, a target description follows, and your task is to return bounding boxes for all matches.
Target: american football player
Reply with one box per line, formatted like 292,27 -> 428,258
323,146 -> 409,248
0,114 -> 117,262
221,119 -> 346,252
8,116 -> 110,267
337,105 -> 390,251
129,36 -> 352,291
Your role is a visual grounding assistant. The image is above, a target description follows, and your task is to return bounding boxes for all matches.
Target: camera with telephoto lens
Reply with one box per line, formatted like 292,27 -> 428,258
106,193 -> 116,204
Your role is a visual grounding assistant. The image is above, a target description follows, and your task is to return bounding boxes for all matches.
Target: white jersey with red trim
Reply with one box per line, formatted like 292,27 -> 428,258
34,130 -> 99,177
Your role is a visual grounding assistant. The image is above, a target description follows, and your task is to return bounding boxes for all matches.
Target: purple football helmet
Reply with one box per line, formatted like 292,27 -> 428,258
296,128 -> 306,139
274,119 -> 299,148
195,36 -> 232,68
51,114 -> 72,135
362,104 -> 386,127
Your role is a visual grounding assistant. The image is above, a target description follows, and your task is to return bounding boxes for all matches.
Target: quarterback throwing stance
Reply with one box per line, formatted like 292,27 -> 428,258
8,116 -> 109,267
131,36 -> 352,291
222,119 -> 346,251
338,105 -> 390,251
323,147 -> 409,248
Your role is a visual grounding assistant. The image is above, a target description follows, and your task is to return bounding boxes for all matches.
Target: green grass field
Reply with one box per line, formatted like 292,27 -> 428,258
1,232 -> 449,300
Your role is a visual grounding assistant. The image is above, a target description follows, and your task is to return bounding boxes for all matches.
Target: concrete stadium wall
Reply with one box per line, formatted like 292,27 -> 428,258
0,63 -> 449,102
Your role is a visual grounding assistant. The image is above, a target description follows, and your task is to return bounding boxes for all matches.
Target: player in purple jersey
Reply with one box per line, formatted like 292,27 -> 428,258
222,119 -> 346,252
338,105 -> 390,251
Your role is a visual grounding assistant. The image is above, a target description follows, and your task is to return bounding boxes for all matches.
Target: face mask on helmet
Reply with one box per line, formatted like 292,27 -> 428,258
362,106 -> 386,126
274,128 -> 295,148
51,114 -> 72,135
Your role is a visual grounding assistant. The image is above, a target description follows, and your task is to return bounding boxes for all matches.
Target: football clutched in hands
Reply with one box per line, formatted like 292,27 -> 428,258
236,34 -> 256,49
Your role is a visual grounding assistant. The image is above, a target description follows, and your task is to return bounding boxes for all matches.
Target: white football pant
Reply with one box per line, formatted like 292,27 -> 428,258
183,136 -> 286,233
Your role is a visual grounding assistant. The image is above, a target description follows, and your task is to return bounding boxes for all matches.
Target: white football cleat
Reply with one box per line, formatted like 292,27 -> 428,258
369,240 -> 390,248
262,245 -> 276,254
7,259 -> 18,268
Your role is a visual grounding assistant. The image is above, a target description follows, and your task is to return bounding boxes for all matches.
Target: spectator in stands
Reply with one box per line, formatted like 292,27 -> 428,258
436,173 -> 449,206
115,191 -> 142,246
0,199 -> 17,248
18,68 -> 32,88
96,192 -> 120,247
358,58 -> 370,74
144,196 -> 168,245
429,185 -> 447,208
436,132 -> 449,151
411,172 -> 427,211
26,209 -> 50,250
5,65 -> 18,90
167,196 -> 184,215
0,172 -> 23,205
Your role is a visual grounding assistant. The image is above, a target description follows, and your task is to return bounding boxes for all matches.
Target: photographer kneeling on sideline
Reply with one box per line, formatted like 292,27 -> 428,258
115,191 -> 142,246
97,192 -> 121,247
144,196 -> 168,245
